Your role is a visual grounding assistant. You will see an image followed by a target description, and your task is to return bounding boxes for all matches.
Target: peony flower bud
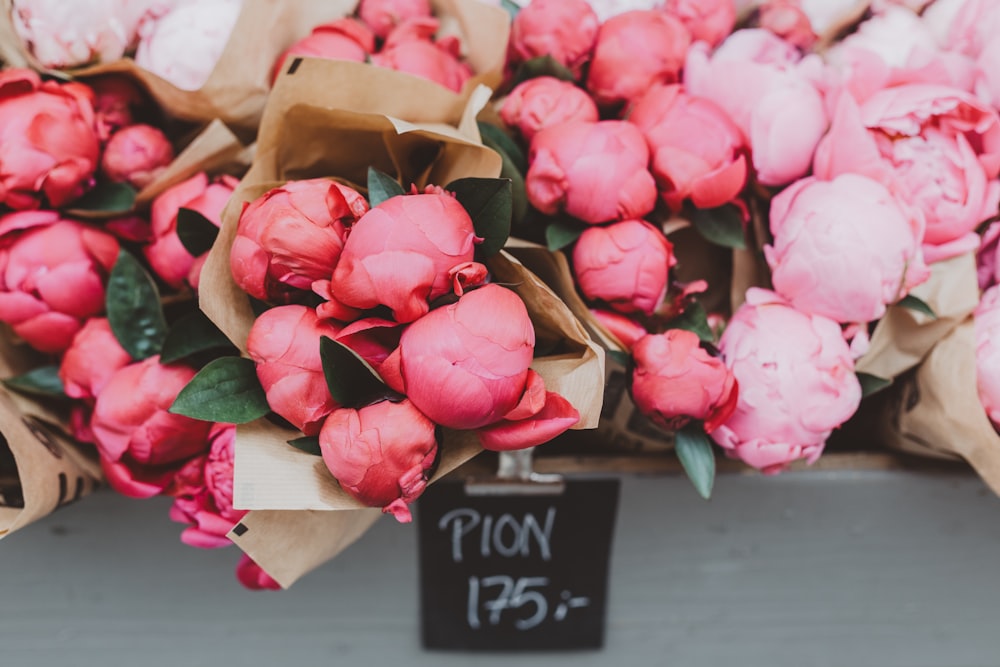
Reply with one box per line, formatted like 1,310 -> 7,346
247,305 -> 342,436
585,10 -> 691,108
272,18 -> 374,83
100,123 -> 174,188
89,75 -> 147,142
508,0 -> 600,77
92,356 -> 213,498
134,0 -> 241,91
59,317 -> 131,401
500,76 -> 599,143
319,397 -> 438,523
631,329 -> 738,433
711,289 -> 862,473
664,0 -> 736,48
145,172 -> 238,289
0,69 -> 100,209
526,120 -> 657,225
231,178 -> 367,303
0,211 -> 119,353
370,23 -> 473,92
327,192 -> 480,323
572,219 -> 675,316
236,555 -> 282,590
358,0 -> 432,39
628,84 -> 748,212
765,174 -> 929,324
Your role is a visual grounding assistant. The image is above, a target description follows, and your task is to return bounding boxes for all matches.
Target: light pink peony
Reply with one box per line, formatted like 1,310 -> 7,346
500,77 -> 599,143
247,305 -> 342,436
765,174 -> 929,324
664,0 -> 736,48
231,178 -> 367,303
572,219 -> 675,316
526,120 -> 657,225
508,0 -> 600,77
628,84 -> 748,212
814,85 -> 1000,264
319,397 -> 438,523
272,18 -> 374,83
711,288 -> 862,473
145,172 -> 238,289
585,10 -> 691,108
91,356 -> 213,498
684,29 -> 828,187
975,285 -> 1000,428
0,69 -> 100,209
326,192 -> 481,323
758,0 -> 817,50
397,284 -> 579,448
357,0 -> 431,39
169,424 -> 245,549
100,123 -> 174,188
59,317 -> 131,401
0,211 -> 119,353
134,0 -> 241,91
12,0 -> 135,68
631,329 -> 738,433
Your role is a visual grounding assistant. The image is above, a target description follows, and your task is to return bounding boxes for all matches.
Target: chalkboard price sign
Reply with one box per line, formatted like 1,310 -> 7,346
417,479 -> 620,651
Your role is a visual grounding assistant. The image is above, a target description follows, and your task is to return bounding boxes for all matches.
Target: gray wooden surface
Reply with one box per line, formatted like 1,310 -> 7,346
2,469 -> 999,667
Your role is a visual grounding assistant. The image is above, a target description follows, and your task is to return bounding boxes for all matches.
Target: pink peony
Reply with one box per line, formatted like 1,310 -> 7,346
236,555 -> 282,590
526,120 -> 657,225
272,18 -> 374,83
231,178 -> 367,303
628,84 -> 748,212
765,174 -> 929,324
0,211 -> 119,353
572,219 -> 675,316
91,356 -> 213,498
664,0 -> 735,48
975,285 -> 1000,428
631,329 -> 738,433
370,20 -> 473,92
711,288 -> 862,473
59,317 -> 131,401
590,309 -> 647,350
247,305 -> 342,436
0,69 -> 100,209
500,77 -> 599,143
758,0 -> 817,50
357,0 -> 432,39
585,10 -> 691,108
100,123 -> 174,189
145,172 -> 238,289
508,0 -> 600,77
326,192 -> 481,323
319,397 -> 438,523
90,75 -> 147,142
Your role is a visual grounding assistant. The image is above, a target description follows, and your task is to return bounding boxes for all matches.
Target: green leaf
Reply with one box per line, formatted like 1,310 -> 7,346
676,424 -> 715,500
857,372 -> 892,398
606,349 -> 631,368
513,55 -> 576,86
159,310 -> 237,364
689,205 -> 746,250
106,249 -> 167,360
896,294 -> 937,319
175,207 -> 219,257
2,366 -> 66,399
666,302 -> 714,344
500,0 -> 520,20
445,177 -> 512,257
478,122 -> 527,174
320,336 -> 390,408
67,182 -> 137,213
169,357 -> 269,423
367,166 -> 405,207
287,435 -> 322,456
545,220 -> 583,251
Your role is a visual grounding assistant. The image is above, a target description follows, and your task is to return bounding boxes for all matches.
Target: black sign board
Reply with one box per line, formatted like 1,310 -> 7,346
417,478 -> 620,651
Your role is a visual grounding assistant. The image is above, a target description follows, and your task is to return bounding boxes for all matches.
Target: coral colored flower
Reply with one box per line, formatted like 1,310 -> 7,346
100,123 -> 174,188
357,0 -> 431,39
664,0 -> 736,48
508,0 -> 599,77
500,76 -> 599,143
59,318 -> 131,401
272,18 -> 374,82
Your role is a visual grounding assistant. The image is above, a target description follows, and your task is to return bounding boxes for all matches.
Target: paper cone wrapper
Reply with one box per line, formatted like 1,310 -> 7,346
0,0 -> 507,137
857,252 -> 979,381
880,318 -> 1000,496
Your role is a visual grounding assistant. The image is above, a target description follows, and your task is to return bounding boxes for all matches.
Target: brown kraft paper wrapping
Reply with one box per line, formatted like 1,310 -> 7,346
881,318 -> 1000,495
200,60 -> 602,584
0,0 -> 508,137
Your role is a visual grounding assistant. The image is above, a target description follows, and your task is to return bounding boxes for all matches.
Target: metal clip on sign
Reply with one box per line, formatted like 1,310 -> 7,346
464,448 -> 565,497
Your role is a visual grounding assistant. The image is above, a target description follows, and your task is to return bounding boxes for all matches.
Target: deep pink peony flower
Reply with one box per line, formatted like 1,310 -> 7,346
0,211 -> 119,353
236,555 -> 282,590
508,0 -> 599,77
631,329 -> 738,433
500,76 -> 599,143
100,123 -> 174,188
247,305 -> 343,436
370,19 -> 473,92
59,317 -> 131,401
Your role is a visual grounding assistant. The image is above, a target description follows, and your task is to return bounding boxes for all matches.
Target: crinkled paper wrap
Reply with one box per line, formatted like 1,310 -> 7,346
195,58 -> 602,586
